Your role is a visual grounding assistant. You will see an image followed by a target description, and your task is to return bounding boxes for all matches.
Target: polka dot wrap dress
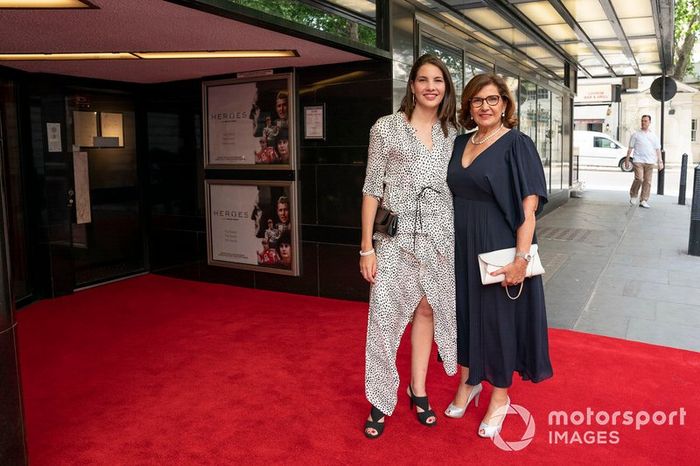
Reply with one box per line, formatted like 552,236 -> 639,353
362,112 -> 458,416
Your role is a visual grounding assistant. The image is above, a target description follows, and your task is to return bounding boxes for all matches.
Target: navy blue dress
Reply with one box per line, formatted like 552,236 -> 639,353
447,129 -> 553,388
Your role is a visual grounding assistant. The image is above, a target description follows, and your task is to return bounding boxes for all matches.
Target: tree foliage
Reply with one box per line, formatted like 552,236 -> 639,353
230,0 -> 376,46
673,0 -> 700,79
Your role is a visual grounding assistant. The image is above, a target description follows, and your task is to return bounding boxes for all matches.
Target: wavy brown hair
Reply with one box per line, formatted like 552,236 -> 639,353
459,73 -> 518,130
399,54 -> 457,137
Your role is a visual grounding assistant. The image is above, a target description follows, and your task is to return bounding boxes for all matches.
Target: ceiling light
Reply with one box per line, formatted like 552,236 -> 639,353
561,0 -> 606,22
578,20 -> 616,40
0,52 -> 136,60
516,1 -> 564,26
462,7 -> 511,30
539,23 -> 578,42
610,0 -> 652,19
620,17 -> 656,37
323,0 -> 375,16
134,50 -> 299,59
0,0 -> 94,8
0,50 -> 299,60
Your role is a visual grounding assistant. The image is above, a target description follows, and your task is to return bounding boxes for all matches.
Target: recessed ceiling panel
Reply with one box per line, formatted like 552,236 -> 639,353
620,17 -> 656,37
561,0 -> 606,22
578,20 -> 616,40
515,1 -> 563,25
610,0 -> 652,19
461,7 -> 511,29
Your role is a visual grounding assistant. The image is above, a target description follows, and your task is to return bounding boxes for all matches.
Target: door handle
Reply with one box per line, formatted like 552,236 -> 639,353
67,189 -> 75,208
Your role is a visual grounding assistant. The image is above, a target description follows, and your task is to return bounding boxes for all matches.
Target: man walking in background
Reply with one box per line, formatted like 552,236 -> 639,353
626,114 -> 663,208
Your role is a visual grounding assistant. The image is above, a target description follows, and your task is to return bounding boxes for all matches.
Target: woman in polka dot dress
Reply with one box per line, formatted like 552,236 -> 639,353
359,54 -> 458,439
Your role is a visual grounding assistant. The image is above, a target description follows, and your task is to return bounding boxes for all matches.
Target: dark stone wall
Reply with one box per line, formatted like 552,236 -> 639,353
148,59 -> 393,301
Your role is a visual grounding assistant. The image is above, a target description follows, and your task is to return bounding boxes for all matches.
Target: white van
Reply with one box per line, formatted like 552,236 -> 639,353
573,130 -> 632,172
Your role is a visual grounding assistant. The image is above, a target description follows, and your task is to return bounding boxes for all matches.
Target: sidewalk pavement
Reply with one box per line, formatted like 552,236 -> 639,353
539,190 -> 700,352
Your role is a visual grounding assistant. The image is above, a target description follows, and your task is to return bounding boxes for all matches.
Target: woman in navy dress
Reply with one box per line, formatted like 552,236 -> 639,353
445,74 -> 553,438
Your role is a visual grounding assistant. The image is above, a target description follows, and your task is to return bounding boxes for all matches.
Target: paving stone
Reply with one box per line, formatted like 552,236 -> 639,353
626,319 -> 700,352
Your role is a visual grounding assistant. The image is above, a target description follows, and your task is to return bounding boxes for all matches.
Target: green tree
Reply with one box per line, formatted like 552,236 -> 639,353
230,0 -> 375,46
673,0 -> 700,80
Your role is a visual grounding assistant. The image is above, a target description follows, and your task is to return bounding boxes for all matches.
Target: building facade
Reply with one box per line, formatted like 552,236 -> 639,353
0,1 -> 676,463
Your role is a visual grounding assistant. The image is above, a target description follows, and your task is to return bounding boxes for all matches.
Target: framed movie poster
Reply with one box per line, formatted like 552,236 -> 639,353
206,180 -> 300,276
203,74 -> 294,169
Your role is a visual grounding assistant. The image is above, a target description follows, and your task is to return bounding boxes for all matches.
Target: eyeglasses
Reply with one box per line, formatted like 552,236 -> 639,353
469,95 -> 505,108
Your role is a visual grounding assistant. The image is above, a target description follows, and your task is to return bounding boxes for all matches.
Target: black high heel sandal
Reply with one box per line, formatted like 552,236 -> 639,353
364,405 -> 386,439
407,385 -> 437,427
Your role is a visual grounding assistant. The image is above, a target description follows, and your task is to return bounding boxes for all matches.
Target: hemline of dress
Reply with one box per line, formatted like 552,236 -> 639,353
460,367 -> 554,388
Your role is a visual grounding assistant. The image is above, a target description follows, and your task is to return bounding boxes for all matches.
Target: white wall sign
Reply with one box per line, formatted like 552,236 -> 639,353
304,105 -> 325,140
47,122 -> 62,152
576,84 -> 613,103
72,149 -> 92,224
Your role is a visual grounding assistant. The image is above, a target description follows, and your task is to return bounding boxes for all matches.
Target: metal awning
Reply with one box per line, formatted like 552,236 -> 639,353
410,0 -> 674,79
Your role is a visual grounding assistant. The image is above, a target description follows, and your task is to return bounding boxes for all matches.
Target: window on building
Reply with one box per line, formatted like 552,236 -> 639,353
692,119 -> 697,142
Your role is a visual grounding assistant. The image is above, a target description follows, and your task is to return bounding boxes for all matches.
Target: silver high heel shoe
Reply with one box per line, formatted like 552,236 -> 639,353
444,383 -> 482,418
478,396 -> 511,438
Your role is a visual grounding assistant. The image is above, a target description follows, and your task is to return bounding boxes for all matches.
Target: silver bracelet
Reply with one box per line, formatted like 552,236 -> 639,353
359,248 -> 375,257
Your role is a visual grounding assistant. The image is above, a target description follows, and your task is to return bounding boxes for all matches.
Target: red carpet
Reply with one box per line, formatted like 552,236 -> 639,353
17,274 -> 699,465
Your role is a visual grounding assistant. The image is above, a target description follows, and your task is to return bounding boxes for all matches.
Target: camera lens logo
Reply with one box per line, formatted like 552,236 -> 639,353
490,404 -> 536,452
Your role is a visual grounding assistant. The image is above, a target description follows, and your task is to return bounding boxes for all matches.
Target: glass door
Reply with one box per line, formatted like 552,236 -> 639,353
65,91 -> 145,288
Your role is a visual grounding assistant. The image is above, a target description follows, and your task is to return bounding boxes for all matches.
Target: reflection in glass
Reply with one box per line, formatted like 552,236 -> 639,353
499,72 -> 519,122
537,87 -> 552,192
551,93 -> 563,191
230,0 -> 377,47
421,36 -> 464,100
465,59 -> 490,85
66,94 -> 144,287
519,80 -> 537,144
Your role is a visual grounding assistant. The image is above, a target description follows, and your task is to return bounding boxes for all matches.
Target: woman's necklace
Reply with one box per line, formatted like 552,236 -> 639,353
471,123 -> 504,145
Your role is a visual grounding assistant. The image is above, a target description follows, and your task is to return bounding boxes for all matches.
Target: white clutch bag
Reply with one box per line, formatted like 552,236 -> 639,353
478,245 -> 544,298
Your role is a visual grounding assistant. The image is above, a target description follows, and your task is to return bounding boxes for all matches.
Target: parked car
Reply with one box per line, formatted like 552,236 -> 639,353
573,130 -> 633,172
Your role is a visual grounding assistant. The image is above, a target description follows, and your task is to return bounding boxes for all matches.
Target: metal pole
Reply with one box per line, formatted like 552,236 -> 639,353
690,164 -> 700,256
658,77 -> 665,195
679,153 -> 688,205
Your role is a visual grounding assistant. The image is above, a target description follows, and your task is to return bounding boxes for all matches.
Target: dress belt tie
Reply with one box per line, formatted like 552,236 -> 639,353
413,186 -> 442,252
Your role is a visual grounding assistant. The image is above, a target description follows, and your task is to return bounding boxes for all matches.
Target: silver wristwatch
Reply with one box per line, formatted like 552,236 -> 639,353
515,252 -> 533,262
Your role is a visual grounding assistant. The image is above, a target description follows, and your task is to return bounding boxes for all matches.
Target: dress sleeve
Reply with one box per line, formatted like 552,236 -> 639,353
362,121 -> 389,199
499,132 -> 548,233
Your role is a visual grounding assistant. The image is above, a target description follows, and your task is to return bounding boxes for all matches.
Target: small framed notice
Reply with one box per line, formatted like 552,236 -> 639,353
47,122 -> 62,152
304,105 -> 325,140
